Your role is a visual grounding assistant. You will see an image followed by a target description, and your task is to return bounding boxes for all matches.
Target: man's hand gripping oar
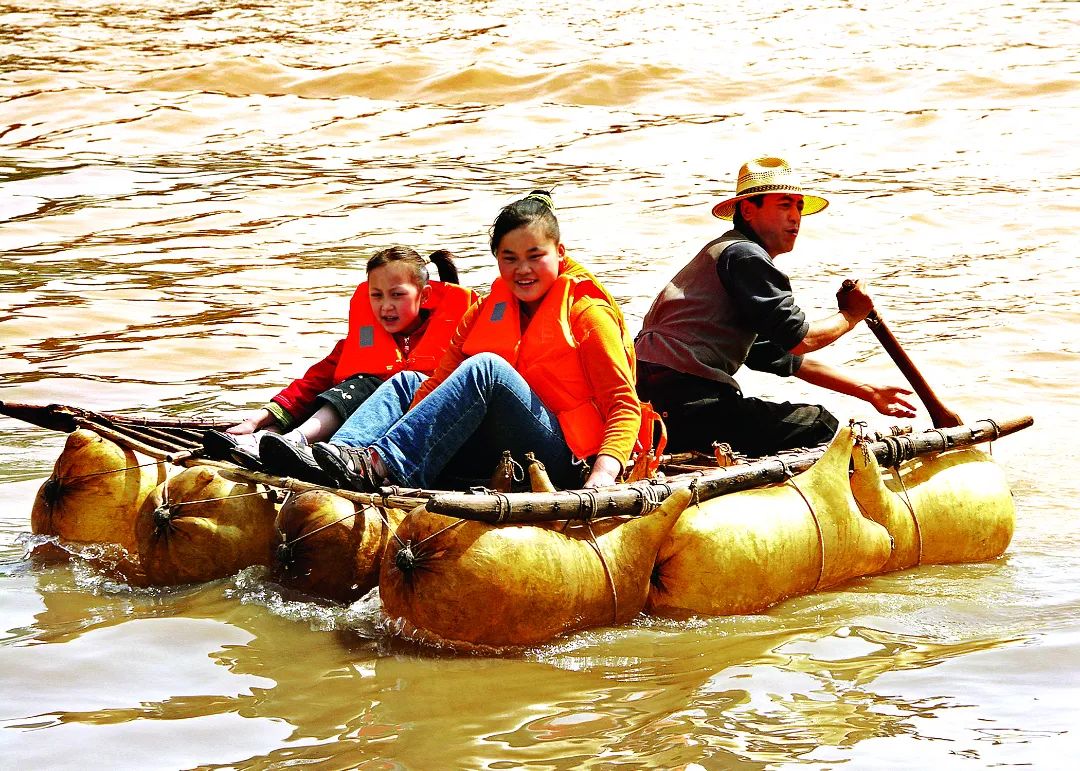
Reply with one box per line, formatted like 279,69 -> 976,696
840,279 -> 963,428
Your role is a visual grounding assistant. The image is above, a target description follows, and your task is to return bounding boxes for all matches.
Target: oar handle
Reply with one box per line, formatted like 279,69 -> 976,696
841,279 -> 963,428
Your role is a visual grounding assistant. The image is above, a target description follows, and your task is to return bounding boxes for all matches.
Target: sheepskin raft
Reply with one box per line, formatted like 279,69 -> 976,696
273,490 -> 405,604
647,427 -> 1019,619
30,428 -> 166,559
3,400 -> 1031,647
379,488 -> 692,649
849,443 -> 1015,570
128,465 -> 279,587
647,427 -> 893,618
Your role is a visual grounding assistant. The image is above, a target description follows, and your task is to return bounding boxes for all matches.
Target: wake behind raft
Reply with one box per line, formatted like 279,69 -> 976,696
3,400 -> 1032,650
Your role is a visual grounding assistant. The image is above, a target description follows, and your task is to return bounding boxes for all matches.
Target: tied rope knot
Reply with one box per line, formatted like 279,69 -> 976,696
152,503 -> 179,536
42,476 -> 63,510
275,541 -> 293,567
395,540 -> 418,572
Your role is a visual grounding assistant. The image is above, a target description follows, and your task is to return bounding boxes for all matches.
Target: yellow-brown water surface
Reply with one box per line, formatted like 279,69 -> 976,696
2,1 -> 1078,767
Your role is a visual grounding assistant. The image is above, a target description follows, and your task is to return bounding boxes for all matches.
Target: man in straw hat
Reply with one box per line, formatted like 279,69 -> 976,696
635,155 -> 916,456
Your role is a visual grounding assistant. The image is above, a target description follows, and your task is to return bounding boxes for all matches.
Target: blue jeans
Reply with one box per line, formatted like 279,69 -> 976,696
331,370 -> 427,447
331,354 -> 580,489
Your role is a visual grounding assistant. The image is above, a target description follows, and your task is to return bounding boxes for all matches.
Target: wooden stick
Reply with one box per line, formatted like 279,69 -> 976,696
842,280 -> 963,428
426,416 -> 1031,523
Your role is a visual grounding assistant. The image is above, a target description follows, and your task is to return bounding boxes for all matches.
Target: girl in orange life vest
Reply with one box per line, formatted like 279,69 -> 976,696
202,247 -> 478,483
311,190 -> 642,492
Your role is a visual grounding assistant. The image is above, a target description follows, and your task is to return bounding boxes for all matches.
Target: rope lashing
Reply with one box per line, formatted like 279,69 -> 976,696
583,520 -> 619,623
151,485 -> 276,537
983,418 -> 1001,456
278,493 -> 413,555
42,459 -> 166,508
52,459 -> 164,483
152,487 -> 277,510
899,433 -> 918,463
415,517 -> 466,549
492,492 -> 513,524
370,503 -> 411,550
284,504 -> 365,549
892,464 -> 924,565
879,434 -> 919,468
782,469 -> 826,592
394,517 -> 467,572
569,488 -> 600,521
859,436 -> 873,467
633,482 -> 666,515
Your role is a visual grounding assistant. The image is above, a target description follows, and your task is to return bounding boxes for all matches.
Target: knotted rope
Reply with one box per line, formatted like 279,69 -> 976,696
781,463 -> 826,592
582,520 -> 620,624
891,464 -> 923,566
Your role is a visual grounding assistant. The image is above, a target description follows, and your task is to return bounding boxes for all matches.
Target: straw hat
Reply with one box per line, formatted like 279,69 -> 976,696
711,156 -> 830,220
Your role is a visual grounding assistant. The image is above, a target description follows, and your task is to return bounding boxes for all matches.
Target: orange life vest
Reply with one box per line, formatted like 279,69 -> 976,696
461,274 -> 636,459
334,280 -> 476,382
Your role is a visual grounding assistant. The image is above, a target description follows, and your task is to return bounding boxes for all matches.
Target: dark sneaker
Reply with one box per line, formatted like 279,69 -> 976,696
228,444 -> 266,472
259,433 -> 333,486
201,429 -> 264,470
201,429 -> 242,460
311,442 -> 383,493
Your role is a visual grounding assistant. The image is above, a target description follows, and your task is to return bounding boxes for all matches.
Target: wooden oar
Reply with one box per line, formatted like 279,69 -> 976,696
842,279 -> 963,428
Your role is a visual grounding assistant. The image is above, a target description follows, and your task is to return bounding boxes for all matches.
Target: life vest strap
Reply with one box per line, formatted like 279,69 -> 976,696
629,401 -> 667,479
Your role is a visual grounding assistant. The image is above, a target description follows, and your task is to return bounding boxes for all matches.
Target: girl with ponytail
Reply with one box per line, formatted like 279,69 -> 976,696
203,246 -> 478,483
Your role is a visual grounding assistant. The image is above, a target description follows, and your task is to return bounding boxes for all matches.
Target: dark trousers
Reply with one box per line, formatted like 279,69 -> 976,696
316,374 -> 384,421
637,361 -> 838,458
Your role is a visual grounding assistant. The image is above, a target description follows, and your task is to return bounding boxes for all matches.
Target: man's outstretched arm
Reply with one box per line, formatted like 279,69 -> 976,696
795,357 -> 918,418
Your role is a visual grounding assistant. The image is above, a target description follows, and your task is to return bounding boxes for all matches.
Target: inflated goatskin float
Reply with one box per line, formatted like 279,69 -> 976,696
273,490 -> 405,604
647,427 -> 892,618
380,488 -> 692,649
31,428 -> 166,557
130,465 -> 278,586
849,443 -> 1014,571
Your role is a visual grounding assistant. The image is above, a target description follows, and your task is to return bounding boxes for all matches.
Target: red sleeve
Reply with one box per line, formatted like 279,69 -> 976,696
270,338 -> 346,422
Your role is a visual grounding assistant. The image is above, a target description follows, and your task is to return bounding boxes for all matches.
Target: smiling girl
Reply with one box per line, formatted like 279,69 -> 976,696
203,246 -> 477,483
308,191 -> 642,491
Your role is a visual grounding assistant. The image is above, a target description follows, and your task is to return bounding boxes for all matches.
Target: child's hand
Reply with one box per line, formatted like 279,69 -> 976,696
227,409 -> 273,435
584,454 -> 622,489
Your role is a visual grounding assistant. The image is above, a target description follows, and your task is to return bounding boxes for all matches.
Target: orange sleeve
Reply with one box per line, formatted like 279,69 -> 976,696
571,300 -> 641,468
408,301 -> 482,409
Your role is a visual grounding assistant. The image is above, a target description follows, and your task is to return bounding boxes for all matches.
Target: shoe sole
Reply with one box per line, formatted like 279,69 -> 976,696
260,435 -> 332,486
202,429 -> 241,460
311,444 -> 369,492
228,445 -> 265,472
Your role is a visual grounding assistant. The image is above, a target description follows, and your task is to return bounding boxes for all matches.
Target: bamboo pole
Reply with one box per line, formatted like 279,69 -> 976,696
425,416 -> 1032,523
2,400 -> 1032,524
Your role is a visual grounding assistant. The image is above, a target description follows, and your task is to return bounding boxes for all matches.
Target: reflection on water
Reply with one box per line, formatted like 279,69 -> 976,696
3,0 -> 1080,766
